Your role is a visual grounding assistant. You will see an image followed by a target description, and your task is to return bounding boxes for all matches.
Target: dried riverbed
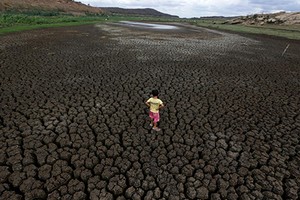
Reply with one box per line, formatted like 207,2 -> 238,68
0,22 -> 300,199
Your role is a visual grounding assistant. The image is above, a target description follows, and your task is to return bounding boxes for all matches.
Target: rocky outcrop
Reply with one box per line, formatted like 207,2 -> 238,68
275,12 -> 300,25
225,12 -> 300,25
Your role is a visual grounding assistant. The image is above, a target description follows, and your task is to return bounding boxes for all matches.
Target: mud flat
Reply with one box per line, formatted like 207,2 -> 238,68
0,22 -> 299,199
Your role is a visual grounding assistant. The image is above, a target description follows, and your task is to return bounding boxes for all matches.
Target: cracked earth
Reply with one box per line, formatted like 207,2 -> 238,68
0,22 -> 300,199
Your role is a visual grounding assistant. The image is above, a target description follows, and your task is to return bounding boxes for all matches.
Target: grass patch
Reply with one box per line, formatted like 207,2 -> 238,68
0,13 -> 108,27
0,12 -> 182,35
0,21 -> 104,34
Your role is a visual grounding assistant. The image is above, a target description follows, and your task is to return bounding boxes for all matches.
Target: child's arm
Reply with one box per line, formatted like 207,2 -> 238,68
145,98 -> 151,107
159,103 -> 164,109
145,101 -> 150,107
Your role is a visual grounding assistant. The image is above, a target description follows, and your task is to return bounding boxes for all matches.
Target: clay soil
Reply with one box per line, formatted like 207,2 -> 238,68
0,0 -> 102,14
0,23 -> 299,199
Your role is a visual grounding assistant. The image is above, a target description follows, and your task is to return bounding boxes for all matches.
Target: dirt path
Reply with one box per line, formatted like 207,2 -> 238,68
0,23 -> 299,199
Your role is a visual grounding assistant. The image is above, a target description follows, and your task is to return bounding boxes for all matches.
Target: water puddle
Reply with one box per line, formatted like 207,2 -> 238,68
119,21 -> 179,30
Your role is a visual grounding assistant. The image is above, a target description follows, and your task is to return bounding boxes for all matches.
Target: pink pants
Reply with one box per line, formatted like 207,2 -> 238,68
149,112 -> 160,123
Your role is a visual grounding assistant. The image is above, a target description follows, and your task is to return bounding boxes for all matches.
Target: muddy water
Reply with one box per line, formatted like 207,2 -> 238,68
119,21 -> 180,30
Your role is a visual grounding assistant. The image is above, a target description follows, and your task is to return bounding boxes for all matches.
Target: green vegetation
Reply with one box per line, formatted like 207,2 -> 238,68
0,11 -> 185,35
191,19 -> 300,40
1,11 -> 300,40
0,11 -> 174,35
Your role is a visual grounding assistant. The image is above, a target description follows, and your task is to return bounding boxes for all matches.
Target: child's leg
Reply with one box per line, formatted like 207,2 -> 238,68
149,112 -> 154,126
150,118 -> 153,126
152,113 -> 160,131
153,122 -> 160,131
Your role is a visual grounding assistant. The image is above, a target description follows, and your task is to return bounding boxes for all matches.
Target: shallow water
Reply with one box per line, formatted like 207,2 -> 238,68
119,21 -> 179,30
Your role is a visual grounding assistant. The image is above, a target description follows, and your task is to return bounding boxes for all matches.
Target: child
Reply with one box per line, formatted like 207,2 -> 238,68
146,90 -> 164,131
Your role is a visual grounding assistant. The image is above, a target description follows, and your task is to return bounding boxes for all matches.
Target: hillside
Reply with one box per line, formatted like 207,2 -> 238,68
0,0 -> 103,15
226,12 -> 300,25
101,7 -> 178,18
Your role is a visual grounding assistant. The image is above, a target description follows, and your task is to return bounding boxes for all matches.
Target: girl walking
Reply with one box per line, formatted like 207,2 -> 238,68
146,90 -> 164,131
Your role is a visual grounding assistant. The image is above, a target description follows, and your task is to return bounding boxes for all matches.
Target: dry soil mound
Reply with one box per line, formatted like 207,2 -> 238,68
0,0 -> 102,15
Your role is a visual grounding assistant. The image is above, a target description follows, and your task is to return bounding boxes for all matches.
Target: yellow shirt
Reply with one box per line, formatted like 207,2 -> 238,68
147,97 -> 163,113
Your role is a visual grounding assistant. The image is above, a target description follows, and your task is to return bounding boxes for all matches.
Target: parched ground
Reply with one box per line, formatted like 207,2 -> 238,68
0,22 -> 299,200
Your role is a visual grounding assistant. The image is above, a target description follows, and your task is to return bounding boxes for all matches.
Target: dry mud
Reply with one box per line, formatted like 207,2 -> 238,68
0,22 -> 300,199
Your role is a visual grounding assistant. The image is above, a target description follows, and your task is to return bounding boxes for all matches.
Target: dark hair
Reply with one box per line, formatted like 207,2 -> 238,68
151,89 -> 159,96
